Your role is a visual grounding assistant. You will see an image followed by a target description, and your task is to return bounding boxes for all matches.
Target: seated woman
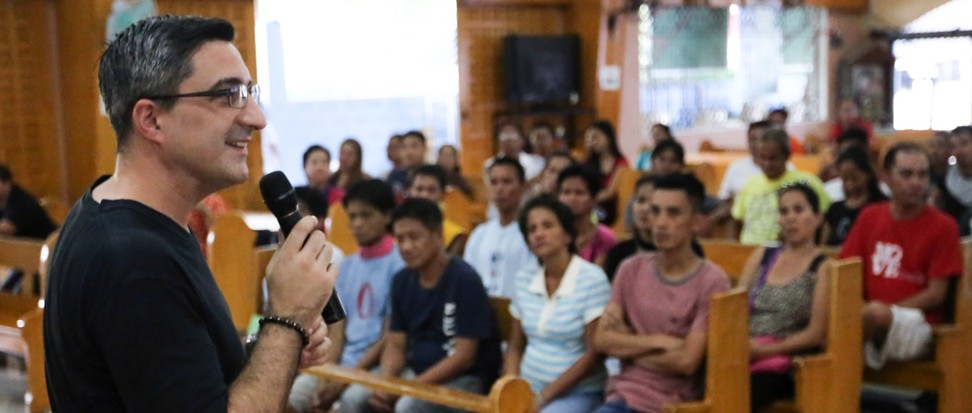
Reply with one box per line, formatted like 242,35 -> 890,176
503,195 -> 611,413
634,123 -> 674,171
300,144 -> 336,204
738,183 -> 831,412
328,138 -> 371,203
583,120 -> 629,226
557,165 -> 618,267
436,144 -> 475,198
823,145 -> 887,246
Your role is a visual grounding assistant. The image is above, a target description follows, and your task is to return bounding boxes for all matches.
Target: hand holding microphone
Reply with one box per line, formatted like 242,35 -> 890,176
260,171 -> 346,327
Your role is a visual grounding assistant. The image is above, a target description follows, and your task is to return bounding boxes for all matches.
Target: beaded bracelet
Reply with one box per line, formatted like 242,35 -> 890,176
259,316 -> 310,347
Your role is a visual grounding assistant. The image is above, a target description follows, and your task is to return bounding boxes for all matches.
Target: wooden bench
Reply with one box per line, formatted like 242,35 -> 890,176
0,236 -> 49,357
862,239 -> 972,413
207,212 -> 262,333
326,202 -> 358,256
304,296 -> 533,412
699,240 -> 863,412
18,308 -> 47,413
612,168 -> 643,235
664,288 -> 750,412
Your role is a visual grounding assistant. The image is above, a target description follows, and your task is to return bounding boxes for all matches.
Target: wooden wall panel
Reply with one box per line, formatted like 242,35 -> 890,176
157,0 -> 265,210
0,0 -> 64,200
457,5 -> 569,175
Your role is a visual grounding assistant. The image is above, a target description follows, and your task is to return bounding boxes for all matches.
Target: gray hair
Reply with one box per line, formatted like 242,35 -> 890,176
98,15 -> 235,150
757,127 -> 792,158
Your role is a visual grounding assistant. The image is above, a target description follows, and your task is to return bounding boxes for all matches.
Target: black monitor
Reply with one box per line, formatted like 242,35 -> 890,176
503,35 -> 580,105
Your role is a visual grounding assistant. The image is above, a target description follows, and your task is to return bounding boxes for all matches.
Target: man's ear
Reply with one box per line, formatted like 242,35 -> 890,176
131,98 -> 165,144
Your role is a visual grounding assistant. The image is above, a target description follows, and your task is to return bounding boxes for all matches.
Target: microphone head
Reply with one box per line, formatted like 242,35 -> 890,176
259,171 -> 298,218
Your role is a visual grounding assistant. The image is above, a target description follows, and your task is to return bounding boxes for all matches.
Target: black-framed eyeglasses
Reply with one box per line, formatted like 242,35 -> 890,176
144,84 -> 260,109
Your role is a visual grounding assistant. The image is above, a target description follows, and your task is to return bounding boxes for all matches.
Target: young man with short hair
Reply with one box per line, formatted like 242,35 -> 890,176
288,180 -> 404,412
593,173 -> 731,413
410,164 -> 468,255
387,130 -> 427,201
341,198 -> 501,413
841,143 -> 963,369
464,157 -> 538,297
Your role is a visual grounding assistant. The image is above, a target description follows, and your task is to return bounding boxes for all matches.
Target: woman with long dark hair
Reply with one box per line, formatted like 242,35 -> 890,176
822,145 -> 887,246
329,138 -> 371,202
583,120 -> 629,226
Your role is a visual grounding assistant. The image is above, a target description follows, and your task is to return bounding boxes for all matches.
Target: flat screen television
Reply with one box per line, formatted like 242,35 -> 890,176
503,35 -> 580,105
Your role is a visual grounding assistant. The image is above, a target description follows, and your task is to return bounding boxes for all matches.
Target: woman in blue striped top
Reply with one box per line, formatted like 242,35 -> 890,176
503,195 -> 612,413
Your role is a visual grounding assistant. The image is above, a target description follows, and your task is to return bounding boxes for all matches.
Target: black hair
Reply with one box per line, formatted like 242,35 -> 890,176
0,164 -> 11,182
518,195 -> 579,257
403,130 -> 426,144
488,157 -> 526,184
635,174 -> 658,192
99,15 -> 235,149
651,123 -> 673,139
836,127 -> 869,148
294,186 -> 329,217
769,108 -> 789,120
586,119 -> 624,160
530,121 -> 554,133
342,179 -> 396,214
303,145 -> 331,167
778,182 -> 822,214
652,172 -> 706,213
556,164 -> 601,198
392,198 -> 443,232
413,164 -> 448,191
546,150 -> 575,165
951,126 -> 972,138
883,142 -> 928,172
836,145 -> 885,202
651,139 -> 686,165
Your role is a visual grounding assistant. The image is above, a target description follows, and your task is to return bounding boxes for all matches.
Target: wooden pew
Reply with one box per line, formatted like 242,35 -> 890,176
686,162 -> 719,197
327,202 -> 359,256
699,240 -> 863,413
612,168 -> 643,235
207,211 -> 261,333
0,236 -> 47,357
304,296 -> 533,412
442,188 -> 486,232
18,308 -> 47,413
862,239 -> 972,413
664,288 -> 750,413
765,258 -> 863,413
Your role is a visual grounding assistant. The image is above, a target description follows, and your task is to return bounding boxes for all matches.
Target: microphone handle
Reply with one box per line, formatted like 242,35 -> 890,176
277,210 -> 347,325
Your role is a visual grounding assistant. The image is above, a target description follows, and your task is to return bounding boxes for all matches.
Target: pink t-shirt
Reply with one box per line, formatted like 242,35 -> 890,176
607,253 -> 731,412
580,224 -> 618,264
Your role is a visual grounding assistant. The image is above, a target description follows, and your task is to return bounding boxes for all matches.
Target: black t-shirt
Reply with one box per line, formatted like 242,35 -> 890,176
1,184 -> 56,239
602,236 -> 705,282
44,177 -> 244,412
823,194 -> 887,246
389,257 -> 501,385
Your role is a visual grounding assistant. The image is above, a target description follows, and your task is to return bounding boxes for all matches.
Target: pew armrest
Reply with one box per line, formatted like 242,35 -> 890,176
663,401 -> 710,413
304,364 -> 532,413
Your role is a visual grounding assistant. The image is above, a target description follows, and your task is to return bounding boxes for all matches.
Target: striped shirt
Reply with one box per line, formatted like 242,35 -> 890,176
509,255 -> 611,395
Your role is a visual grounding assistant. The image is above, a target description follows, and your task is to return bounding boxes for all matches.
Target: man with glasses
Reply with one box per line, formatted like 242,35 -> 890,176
44,16 -> 337,412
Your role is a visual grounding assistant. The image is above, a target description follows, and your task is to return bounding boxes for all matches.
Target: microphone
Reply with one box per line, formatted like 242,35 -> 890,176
259,171 -> 346,325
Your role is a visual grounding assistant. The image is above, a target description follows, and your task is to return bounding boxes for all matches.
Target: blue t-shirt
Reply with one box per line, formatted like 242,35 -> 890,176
389,257 -> 501,381
335,246 -> 405,367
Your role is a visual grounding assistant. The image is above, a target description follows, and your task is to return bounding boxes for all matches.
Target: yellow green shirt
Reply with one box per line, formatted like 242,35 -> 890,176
731,169 -> 830,245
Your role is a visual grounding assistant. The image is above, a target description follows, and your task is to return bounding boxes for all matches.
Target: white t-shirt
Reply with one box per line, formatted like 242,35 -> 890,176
463,219 -> 538,298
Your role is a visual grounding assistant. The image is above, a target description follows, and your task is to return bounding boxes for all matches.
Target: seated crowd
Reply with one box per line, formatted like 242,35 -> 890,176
7,105 -> 967,413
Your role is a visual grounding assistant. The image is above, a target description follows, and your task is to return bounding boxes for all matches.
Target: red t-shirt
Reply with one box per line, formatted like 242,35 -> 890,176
840,202 -> 962,323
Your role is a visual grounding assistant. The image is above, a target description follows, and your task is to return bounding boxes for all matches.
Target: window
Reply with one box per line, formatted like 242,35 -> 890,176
638,5 -> 827,134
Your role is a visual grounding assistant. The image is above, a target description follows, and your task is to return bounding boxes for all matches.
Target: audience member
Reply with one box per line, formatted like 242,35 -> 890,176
767,108 -> 804,156
387,130 -> 427,201
534,150 -> 575,197
410,164 -> 469,256
328,138 -> 371,201
484,121 -> 544,182
557,165 -> 617,267
822,145 -> 887,246
464,158 -> 537,297
381,134 -> 404,180
503,195 -> 610,413
0,163 -> 57,239
341,199 -> 501,413
732,128 -> 829,244
937,126 -> 972,224
717,121 -> 772,203
529,122 -> 558,160
647,139 -> 685,176
928,130 -> 952,186
604,175 -> 704,281
186,193 -> 229,255
289,180 -> 403,412
436,144 -> 474,198
593,173 -> 731,413
301,144 -> 337,204
829,97 -> 873,142
840,143 -> 963,370
634,123 -> 674,171
822,127 -> 872,200
738,183 -> 831,411
583,120 -> 630,226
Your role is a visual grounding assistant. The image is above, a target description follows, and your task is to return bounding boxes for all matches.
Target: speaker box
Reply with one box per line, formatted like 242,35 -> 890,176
503,35 -> 580,105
